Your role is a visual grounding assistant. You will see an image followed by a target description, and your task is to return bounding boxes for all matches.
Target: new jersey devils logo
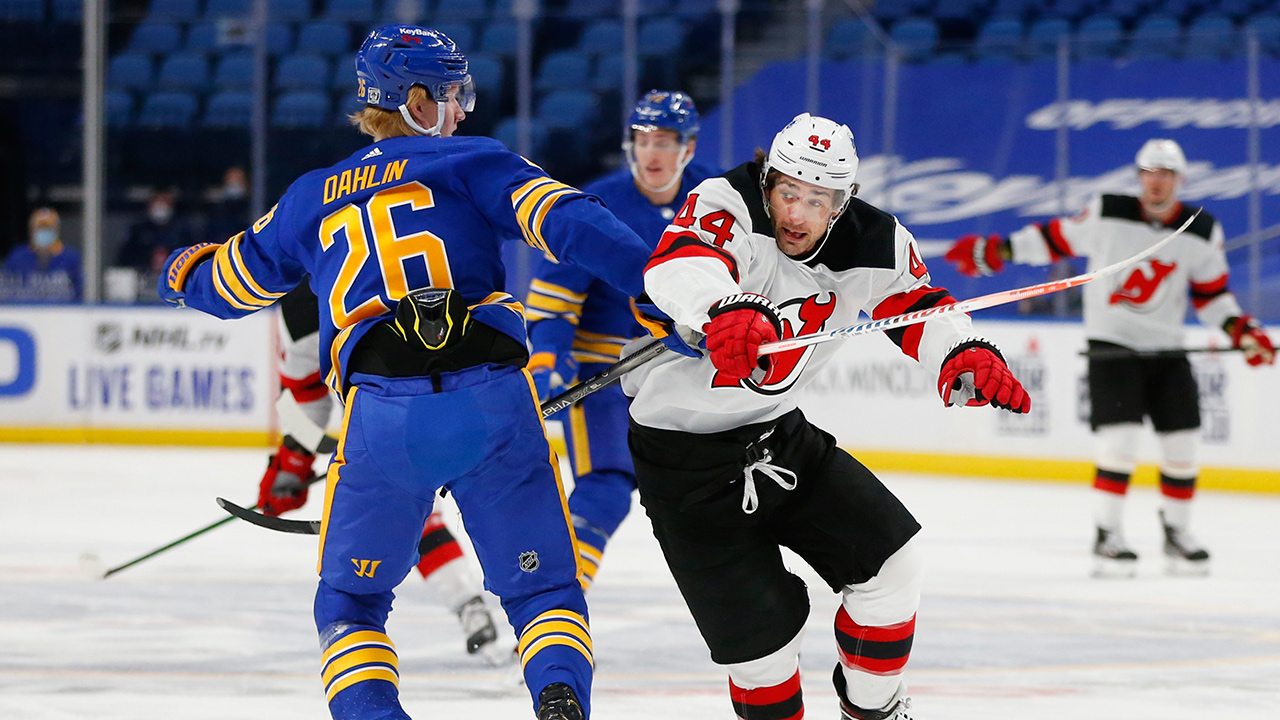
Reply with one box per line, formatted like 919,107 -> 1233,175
1110,259 -> 1177,308
712,292 -> 837,394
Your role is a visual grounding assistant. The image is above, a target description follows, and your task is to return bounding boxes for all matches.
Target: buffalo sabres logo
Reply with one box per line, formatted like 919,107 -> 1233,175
518,551 -> 540,573
712,292 -> 837,395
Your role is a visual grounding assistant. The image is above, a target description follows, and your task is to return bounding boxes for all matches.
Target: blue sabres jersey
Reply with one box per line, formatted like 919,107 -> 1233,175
526,163 -> 716,367
178,135 -> 652,394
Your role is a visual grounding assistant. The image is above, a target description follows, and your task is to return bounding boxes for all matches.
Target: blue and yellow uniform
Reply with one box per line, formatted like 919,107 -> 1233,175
163,127 -> 652,720
526,158 -> 716,588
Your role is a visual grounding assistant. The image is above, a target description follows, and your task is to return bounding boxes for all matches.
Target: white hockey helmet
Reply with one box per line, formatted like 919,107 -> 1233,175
1135,139 -> 1187,175
762,113 -> 859,228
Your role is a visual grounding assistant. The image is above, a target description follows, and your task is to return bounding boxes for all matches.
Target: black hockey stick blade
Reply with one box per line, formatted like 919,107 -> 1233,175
1079,346 -> 1243,360
216,498 -> 321,535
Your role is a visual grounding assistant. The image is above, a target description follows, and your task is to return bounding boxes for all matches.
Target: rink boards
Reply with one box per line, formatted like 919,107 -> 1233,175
1,307 -> 1275,488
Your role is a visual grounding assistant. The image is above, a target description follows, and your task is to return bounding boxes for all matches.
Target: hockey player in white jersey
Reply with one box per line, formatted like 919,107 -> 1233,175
945,138 -> 1275,578
626,113 -> 1031,720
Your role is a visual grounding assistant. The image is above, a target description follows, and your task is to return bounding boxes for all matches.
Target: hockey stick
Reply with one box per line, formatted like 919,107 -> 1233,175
757,210 -> 1202,356
101,514 -> 242,578
1079,346 -> 1243,361
216,339 -> 671,536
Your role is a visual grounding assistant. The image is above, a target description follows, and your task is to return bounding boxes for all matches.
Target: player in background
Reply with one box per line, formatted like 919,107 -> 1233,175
625,114 -> 1031,720
945,139 -> 1275,578
260,284 -> 510,666
524,90 -> 715,589
158,25 -> 658,720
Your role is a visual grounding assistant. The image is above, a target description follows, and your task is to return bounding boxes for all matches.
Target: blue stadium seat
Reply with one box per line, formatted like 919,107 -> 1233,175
1157,0 -> 1198,20
640,0 -> 674,14
213,54 -> 256,90
1128,14 -> 1182,58
275,55 -> 331,91
1244,15 -> 1280,55
493,116 -> 549,154
333,91 -> 362,126
481,22 -> 519,55
534,51 -> 592,92
579,19 -> 623,56
203,91 -> 254,127
105,90 -> 133,127
137,91 -> 198,128
637,17 -> 686,56
433,23 -> 475,52
935,0 -> 988,22
536,90 -> 599,129
1044,0 -> 1097,20
108,54 -> 154,90
671,0 -> 718,19
0,0 -> 43,21
297,21 -> 351,56
185,22 -> 220,53
128,22 -> 184,54
591,53 -> 623,91
1214,0 -> 1257,19
1027,17 -> 1072,55
434,0 -> 490,22
380,0 -> 432,23
1076,15 -> 1124,57
825,18 -> 876,58
147,0 -> 201,22
988,0 -> 1037,20
1105,0 -> 1152,22
266,22 -> 296,55
325,0 -> 377,22
873,0 -> 921,23
564,0 -> 618,19
156,53 -> 210,91
274,91 -> 330,127
974,17 -> 1024,58
270,0 -> 312,22
1184,14 -> 1238,58
204,0 -> 250,19
330,60 -> 354,90
889,18 -> 939,61
53,0 -> 80,22
468,53 -> 506,96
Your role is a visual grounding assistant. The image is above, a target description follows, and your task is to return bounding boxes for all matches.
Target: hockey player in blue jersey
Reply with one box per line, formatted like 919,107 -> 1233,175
157,25 -> 658,720
524,91 -> 714,588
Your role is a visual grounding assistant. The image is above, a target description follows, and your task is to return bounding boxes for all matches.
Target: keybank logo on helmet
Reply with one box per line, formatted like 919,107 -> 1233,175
398,27 -> 433,36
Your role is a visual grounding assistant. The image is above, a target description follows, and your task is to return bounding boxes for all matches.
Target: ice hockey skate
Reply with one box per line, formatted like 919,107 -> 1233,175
1092,527 -> 1138,578
1161,511 -> 1210,576
834,667 -> 914,720
536,682 -> 584,720
456,596 -> 515,666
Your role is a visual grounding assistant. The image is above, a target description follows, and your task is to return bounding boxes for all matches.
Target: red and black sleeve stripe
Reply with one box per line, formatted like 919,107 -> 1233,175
1039,219 -> 1076,262
835,607 -> 915,676
281,370 -> 329,403
728,670 -> 803,720
872,286 -> 957,360
645,230 -> 740,282
1190,274 -> 1229,310
416,514 -> 463,576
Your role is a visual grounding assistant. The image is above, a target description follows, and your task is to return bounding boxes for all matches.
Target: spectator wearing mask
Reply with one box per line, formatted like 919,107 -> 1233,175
117,189 -> 194,275
2,207 -> 81,303
207,166 -> 251,243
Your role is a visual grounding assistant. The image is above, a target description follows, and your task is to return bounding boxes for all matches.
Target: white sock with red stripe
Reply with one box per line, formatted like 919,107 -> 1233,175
835,539 -> 922,712
725,629 -> 805,720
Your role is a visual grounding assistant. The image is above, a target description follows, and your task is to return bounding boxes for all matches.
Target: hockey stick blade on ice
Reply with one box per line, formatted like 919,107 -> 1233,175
218,340 -> 671,535
758,210 -> 1202,356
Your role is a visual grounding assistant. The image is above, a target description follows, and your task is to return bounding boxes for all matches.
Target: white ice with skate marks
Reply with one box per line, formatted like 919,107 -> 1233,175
1,444 -> 1278,719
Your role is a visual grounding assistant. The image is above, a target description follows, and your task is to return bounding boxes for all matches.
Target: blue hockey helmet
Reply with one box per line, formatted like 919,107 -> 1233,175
354,25 -> 475,134
628,90 -> 699,144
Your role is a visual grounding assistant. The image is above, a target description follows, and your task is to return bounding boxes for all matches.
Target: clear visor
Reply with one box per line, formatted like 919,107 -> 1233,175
434,77 -> 476,113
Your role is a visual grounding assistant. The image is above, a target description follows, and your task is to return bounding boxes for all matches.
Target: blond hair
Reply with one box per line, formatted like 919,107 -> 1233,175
349,85 -> 430,139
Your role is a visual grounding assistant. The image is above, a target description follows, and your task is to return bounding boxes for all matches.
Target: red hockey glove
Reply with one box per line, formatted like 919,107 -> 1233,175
1225,315 -> 1276,367
937,341 -> 1031,413
257,440 -> 315,517
945,234 -> 1006,277
703,293 -> 783,380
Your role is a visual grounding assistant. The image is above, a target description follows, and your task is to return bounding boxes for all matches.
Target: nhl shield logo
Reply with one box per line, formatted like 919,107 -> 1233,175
518,551 -> 540,573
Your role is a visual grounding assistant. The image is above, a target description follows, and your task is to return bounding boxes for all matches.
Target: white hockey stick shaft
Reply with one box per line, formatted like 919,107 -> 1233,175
758,210 -> 1200,356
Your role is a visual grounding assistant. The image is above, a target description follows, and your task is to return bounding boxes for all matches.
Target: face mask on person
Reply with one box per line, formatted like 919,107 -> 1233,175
223,181 -> 247,200
149,202 -> 174,224
33,228 -> 57,249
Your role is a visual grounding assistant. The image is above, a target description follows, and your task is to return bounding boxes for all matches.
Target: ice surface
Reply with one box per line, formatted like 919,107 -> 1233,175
1,444 -> 1277,719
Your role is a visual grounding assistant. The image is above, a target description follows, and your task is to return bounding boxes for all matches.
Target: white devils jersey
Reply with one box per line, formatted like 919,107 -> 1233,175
1007,194 -> 1241,351
623,162 -> 980,434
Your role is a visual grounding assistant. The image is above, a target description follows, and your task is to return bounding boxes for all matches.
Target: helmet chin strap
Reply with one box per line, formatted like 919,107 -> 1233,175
399,102 -> 447,137
628,143 -> 692,195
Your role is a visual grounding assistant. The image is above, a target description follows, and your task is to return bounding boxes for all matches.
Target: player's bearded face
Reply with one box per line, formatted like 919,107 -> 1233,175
766,176 -> 838,257
632,129 -> 687,189
1139,168 -> 1180,211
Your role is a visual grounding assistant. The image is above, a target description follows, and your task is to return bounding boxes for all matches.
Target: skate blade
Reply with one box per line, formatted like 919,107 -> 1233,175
1091,556 -> 1137,579
1164,555 -> 1210,577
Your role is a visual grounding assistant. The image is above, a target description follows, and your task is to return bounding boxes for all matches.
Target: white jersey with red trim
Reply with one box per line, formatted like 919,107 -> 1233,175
1007,194 -> 1242,351
622,161 -> 981,434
